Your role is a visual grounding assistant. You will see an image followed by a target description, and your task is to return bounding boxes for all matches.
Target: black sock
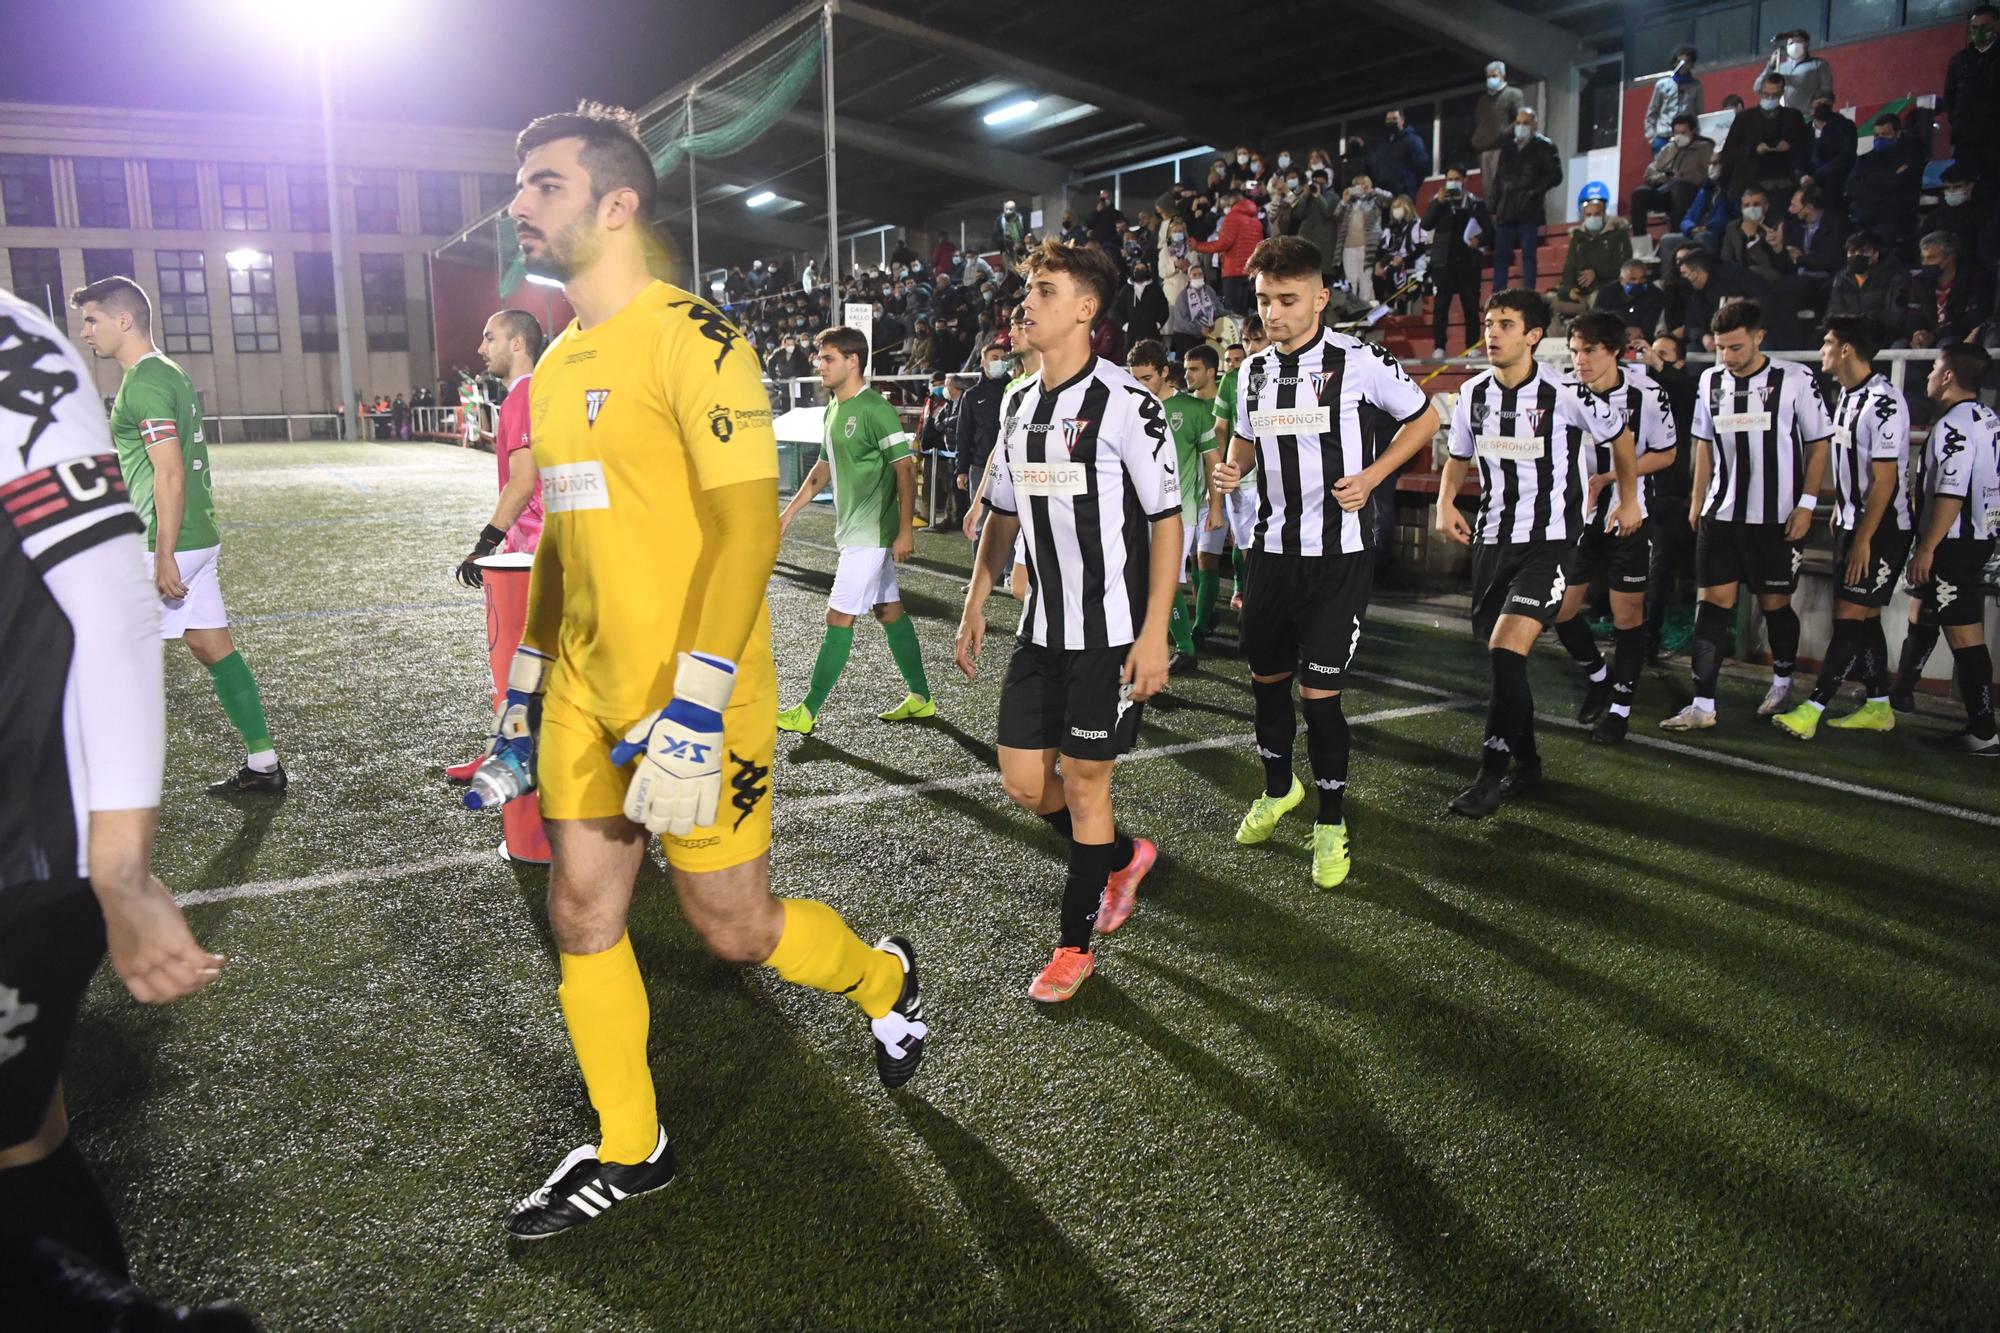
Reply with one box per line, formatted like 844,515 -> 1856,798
1251,677 -> 1296,797
1692,600 -> 1732,700
1553,615 -> 1605,676
1764,604 -> 1800,679
1955,643 -> 1996,738
1059,839 -> 1118,951
1040,808 -> 1073,842
1113,831 -> 1135,866
1897,622 -> 1942,692
1860,619 -> 1891,697
1300,694 -> 1349,823
0,1140 -> 126,1279
1483,648 -> 1531,778
1811,620 -> 1860,705
1609,626 -> 1644,713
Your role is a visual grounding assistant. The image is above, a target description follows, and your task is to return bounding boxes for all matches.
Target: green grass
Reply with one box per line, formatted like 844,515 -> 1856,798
69,443 -> 2000,1331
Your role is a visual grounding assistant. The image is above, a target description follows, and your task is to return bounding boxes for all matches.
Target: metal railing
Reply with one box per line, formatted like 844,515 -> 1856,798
202,413 -> 344,443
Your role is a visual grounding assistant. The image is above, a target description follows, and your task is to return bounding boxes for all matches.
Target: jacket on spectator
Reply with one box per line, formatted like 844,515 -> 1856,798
1490,133 -> 1563,224
1113,278 -> 1170,346
930,237 -> 957,274
1593,279 -> 1666,338
1946,40 -> 2000,165
1331,187 -> 1394,261
1790,209 -> 1851,278
1906,264 -> 1994,346
1157,233 -> 1193,306
952,374 -> 1006,481
1644,72 -> 1706,143
1846,139 -> 1925,246
1423,191 -> 1493,270
1759,56 -> 1833,114
1644,134 -> 1715,187
1087,204 -> 1126,247
1920,199 -> 1992,260
1375,213 -> 1425,271
1677,266 -> 1754,341
1825,262 -> 1911,334
1169,279 -> 1222,341
1089,318 -> 1124,363
1806,111 -> 1858,202
1292,190 -> 1342,273
1192,196 -> 1264,277
1718,104 -> 1810,197
1471,83 -> 1526,153
994,208 -> 1027,253
919,393 -> 960,454
1365,128 -> 1429,202
1560,218 -> 1635,302
1679,183 -> 1738,238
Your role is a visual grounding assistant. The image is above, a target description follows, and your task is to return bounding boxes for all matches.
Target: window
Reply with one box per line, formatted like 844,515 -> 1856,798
226,250 -> 279,353
354,169 -> 399,234
295,251 -> 339,352
72,157 -> 131,228
218,163 -> 270,230
477,172 -> 516,215
1438,92 -> 1481,175
417,170 -> 461,234
287,165 -> 330,231
1690,5 -> 1755,68
155,249 -> 212,353
82,248 -> 134,286
9,249 -> 66,333
1579,59 -> 1626,154
1830,0 -> 1899,38
1910,0 -> 1981,20
359,253 -> 407,351
0,154 -> 56,227
147,160 -> 202,229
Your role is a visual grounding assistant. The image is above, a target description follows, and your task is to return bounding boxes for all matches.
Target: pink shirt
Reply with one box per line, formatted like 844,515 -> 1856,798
496,375 -> 542,553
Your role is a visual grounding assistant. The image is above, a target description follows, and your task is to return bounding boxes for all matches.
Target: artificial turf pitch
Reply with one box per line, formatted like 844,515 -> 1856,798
69,442 -> 1999,1330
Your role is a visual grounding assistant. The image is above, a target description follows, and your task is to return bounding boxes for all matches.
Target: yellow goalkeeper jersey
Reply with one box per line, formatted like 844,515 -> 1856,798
526,280 -> 779,722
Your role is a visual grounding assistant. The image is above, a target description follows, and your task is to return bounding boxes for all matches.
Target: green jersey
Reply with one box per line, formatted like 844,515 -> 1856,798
1213,367 -> 1258,487
823,387 -> 914,548
110,353 -> 217,552
1163,391 -> 1217,525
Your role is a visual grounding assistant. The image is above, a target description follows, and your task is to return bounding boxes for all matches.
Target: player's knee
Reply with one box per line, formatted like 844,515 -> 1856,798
1299,686 -> 1340,700
825,609 -> 857,629
873,602 -> 902,624
690,914 -> 773,965
1000,769 -> 1044,810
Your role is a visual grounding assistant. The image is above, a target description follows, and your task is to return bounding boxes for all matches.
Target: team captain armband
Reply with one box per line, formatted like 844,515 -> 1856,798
1,453 -> 143,569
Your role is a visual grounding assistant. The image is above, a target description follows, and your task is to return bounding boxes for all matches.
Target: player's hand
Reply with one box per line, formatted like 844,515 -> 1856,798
101,876 -> 225,1004
955,474 -> 968,491
466,646 -> 551,809
1687,498 -> 1702,532
1843,534 -> 1870,587
614,652 -> 735,837
455,524 -> 505,589
1609,495 -> 1641,538
778,509 -> 797,541
1907,544 -> 1934,586
155,554 -> 188,601
892,528 -> 914,563
962,507 -> 981,541
1784,503 -> 1813,542
1123,632 -> 1170,701
1212,459 -> 1242,493
1434,502 -> 1471,546
1331,470 -> 1377,512
1203,507 -> 1224,533
954,614 -> 986,681
1585,471 -> 1615,514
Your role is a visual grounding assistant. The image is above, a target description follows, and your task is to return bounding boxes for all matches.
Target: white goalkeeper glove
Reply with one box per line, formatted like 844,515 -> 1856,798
464,646 -> 552,809
613,652 -> 735,837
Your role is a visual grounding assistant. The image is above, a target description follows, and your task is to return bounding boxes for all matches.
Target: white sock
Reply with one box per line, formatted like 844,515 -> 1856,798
1868,694 -> 1888,704
1771,673 -> 1792,689
1692,696 -> 1715,713
247,748 -> 279,772
1588,665 -> 1608,683
1609,703 -> 1631,717
1801,699 -> 1824,715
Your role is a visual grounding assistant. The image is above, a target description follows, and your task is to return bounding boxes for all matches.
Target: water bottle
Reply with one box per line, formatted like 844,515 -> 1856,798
463,748 -> 532,810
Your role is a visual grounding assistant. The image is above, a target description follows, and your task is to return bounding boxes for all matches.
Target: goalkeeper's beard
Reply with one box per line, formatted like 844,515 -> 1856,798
521,216 -> 599,284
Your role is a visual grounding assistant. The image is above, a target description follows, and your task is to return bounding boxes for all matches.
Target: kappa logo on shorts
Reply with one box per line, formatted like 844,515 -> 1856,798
585,389 -> 610,427
1546,565 -> 1567,608
1306,661 -> 1339,674
1116,683 -> 1136,723
729,750 -> 769,830
0,984 -> 40,1065
1791,546 -> 1805,576
1936,576 -> 1960,610
1071,726 -> 1110,739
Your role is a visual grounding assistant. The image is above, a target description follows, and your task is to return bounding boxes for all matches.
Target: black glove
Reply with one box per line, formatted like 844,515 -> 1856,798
456,524 -> 506,589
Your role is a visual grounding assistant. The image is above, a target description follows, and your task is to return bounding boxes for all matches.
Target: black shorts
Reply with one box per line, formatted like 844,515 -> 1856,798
997,640 -> 1143,761
1564,520 -> 1652,593
1916,537 -> 1997,627
1831,524 -> 1914,609
0,880 -> 105,1145
1240,549 -> 1372,685
1470,540 -> 1569,641
1696,517 -> 1803,596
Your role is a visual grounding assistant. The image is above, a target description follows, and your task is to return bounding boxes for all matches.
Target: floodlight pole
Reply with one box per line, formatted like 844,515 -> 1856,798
318,44 -> 358,442
687,89 -> 701,288
821,2 -> 838,283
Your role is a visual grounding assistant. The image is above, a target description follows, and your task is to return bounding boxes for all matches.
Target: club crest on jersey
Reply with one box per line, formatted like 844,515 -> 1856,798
1518,407 -> 1545,434
585,389 -> 610,427
1757,383 -> 1778,408
709,404 -> 733,442
1061,418 -> 1091,455
1469,401 -> 1489,430
843,414 -> 858,439
1308,370 -> 1333,398
1246,362 -> 1268,404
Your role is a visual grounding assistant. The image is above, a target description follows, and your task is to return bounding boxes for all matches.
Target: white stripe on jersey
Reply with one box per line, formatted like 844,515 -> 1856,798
1921,399 -> 2000,540
1691,356 -> 1834,523
1447,364 -> 1623,544
984,356 -> 1178,649
1563,364 -> 1677,523
1829,374 -> 1912,532
1234,328 -> 1427,556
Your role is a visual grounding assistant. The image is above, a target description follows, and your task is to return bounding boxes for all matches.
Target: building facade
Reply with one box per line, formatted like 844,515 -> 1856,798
0,100 -> 518,428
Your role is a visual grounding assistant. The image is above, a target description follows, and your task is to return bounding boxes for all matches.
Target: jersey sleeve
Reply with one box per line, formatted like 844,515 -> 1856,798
1561,382 -> 1625,445
1690,370 -> 1715,441
1641,377 -> 1678,454
1791,366 -> 1835,443
983,400 -> 1017,516
658,300 -> 780,492
1864,391 -> 1908,462
498,386 -> 533,455
1214,373 -> 1236,430
1120,383 -> 1180,520
124,366 -> 185,454
1360,341 -> 1429,422
872,395 -> 914,465
1447,386 -> 1476,459
1933,412 -> 1975,497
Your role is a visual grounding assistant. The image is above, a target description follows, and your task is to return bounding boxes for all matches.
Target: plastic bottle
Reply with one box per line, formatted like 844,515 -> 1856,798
463,748 -> 531,810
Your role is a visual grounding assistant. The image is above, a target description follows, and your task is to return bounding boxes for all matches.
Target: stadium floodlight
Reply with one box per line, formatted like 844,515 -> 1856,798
745,191 -> 777,208
224,249 -> 263,271
983,99 -> 1039,126
524,273 -> 565,289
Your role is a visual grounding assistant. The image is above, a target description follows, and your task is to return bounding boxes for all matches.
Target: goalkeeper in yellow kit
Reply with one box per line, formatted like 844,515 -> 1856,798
490,104 -> 928,1240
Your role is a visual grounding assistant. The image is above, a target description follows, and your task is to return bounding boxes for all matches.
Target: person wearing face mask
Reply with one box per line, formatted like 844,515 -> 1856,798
1845,114 -> 1924,252
1293,167 -> 1343,289
1156,216 -> 1193,307
1422,164 -> 1493,354
1552,190 -> 1633,320
1946,6 -> 2000,185
1111,263 -> 1169,349
1191,186 -> 1264,315
1785,182 -> 1851,295
1470,60 -> 1525,191
1920,164 -> 1990,259
1594,258 -> 1665,339
1331,173 -> 1392,303
1759,29 -> 1833,115
950,342 -> 1010,502
1719,187 -> 1797,285
994,199 -> 1028,262
1633,113 -> 1715,224
1373,195 -> 1426,308
1365,110 -> 1427,203
1644,45 -> 1705,151
1167,258 -> 1221,356
1490,108 -> 1563,296
1719,72 -> 1809,200
1905,231 -> 1993,351
1086,190 -> 1127,258
1800,95 -> 1858,211
1825,231 -> 1910,335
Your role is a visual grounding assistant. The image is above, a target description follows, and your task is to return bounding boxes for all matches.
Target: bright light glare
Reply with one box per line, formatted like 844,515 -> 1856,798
745,191 -> 777,208
232,0 -> 397,49
524,273 -> 565,289
224,249 -> 262,271
983,99 -> 1038,126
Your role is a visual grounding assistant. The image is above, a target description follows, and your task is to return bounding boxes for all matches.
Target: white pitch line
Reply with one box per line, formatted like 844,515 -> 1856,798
174,850 -> 495,907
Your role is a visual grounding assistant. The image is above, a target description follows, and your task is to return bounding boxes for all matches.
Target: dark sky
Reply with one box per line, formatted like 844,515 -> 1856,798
0,0 -> 801,131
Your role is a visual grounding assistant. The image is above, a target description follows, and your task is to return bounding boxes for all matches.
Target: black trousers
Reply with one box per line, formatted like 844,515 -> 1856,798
1431,262 -> 1481,348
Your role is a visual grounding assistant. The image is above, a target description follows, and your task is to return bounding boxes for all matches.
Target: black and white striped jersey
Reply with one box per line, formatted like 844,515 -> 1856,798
1231,328 -> 1428,556
985,356 -> 1178,649
1447,364 -> 1625,544
1691,356 -> 1834,524
1828,373 -> 1912,532
1563,364 -> 1677,522
0,289 -> 163,892
1919,398 -> 2000,541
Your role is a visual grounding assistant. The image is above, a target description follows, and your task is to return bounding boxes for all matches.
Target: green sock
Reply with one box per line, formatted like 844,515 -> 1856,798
208,651 -> 274,756
1193,569 -> 1219,632
1231,547 -> 1247,600
881,614 -> 930,700
802,624 -> 855,715
1168,593 -> 1196,655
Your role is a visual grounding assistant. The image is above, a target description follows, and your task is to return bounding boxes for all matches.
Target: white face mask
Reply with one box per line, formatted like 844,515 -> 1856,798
984,360 -> 1007,379
1760,96 -> 1781,112
1189,274 -> 1205,287
1277,154 -> 1291,168
1583,214 -> 1605,232
1947,188 -> 1973,206
1742,204 -> 1765,222
1170,230 -> 1185,241
1487,75 -> 1505,92
1671,133 -> 1691,148
1514,123 -> 1532,142
1786,41 -> 1806,59
1392,206 -> 1410,221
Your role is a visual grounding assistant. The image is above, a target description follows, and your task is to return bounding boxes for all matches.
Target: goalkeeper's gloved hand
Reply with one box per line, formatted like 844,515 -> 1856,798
477,646 -> 552,797
613,652 -> 735,837
456,524 -> 507,589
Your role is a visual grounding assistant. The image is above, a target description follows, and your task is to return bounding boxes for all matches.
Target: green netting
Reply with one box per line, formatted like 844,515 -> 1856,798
640,23 -> 823,179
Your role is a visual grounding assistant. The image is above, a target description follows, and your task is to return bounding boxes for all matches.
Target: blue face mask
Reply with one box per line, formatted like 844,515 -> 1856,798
1874,134 -> 1896,151
1623,282 -> 1641,294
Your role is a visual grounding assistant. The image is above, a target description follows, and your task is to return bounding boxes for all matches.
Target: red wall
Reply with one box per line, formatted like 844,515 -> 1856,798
1617,23 -> 1967,205
427,255 -> 575,386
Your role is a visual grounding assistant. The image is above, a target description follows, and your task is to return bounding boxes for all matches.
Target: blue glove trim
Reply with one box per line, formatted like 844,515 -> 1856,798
663,697 -> 724,733
690,652 -> 737,676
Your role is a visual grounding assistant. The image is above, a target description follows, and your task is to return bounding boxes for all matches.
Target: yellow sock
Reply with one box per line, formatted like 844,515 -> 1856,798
557,933 -> 658,1165
764,898 -> 901,1019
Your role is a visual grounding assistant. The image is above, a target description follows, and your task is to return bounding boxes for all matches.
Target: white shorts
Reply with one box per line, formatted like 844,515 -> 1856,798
144,543 -> 227,640
1196,510 -> 1227,556
1226,484 -> 1260,549
828,545 -> 901,616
